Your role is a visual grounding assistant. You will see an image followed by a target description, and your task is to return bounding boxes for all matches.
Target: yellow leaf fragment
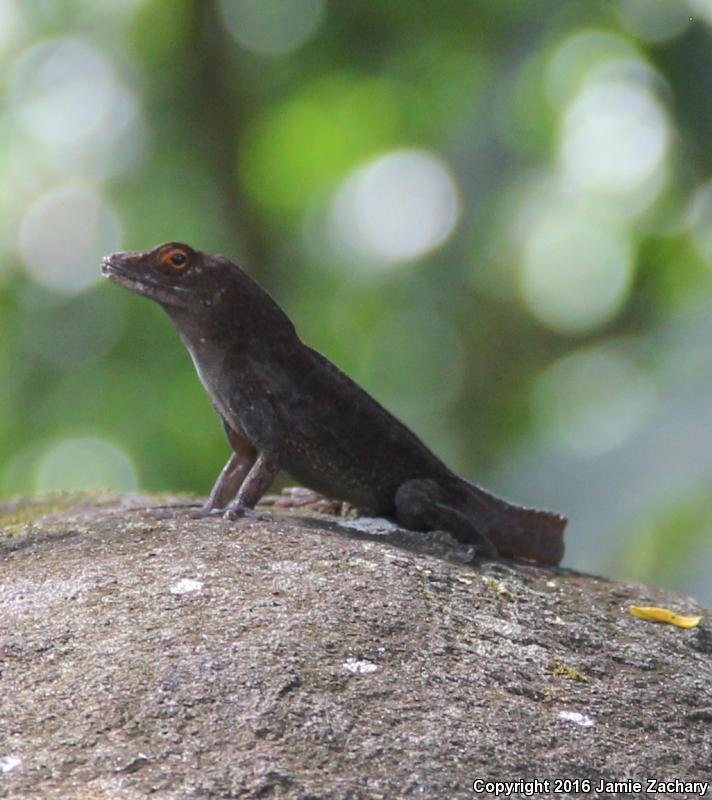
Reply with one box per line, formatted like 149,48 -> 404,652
629,606 -> 702,629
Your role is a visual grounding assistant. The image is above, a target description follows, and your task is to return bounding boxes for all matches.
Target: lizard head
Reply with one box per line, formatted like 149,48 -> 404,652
101,242 -> 233,312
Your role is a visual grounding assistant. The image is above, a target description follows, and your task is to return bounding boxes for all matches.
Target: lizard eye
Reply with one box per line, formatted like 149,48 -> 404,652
161,249 -> 189,269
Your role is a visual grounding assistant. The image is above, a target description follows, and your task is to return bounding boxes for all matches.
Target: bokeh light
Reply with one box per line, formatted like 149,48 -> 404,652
532,345 -> 656,457
219,0 -> 324,55
18,184 -> 122,294
10,38 -> 137,150
558,66 -> 670,204
546,32 -> 672,222
546,30 -> 637,109
517,203 -> 634,334
329,149 -> 460,267
35,438 -> 138,492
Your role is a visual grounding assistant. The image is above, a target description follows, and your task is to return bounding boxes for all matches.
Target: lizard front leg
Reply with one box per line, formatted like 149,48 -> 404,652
156,438 -> 255,519
204,449 -> 256,511
222,451 -> 281,520
189,417 -> 257,516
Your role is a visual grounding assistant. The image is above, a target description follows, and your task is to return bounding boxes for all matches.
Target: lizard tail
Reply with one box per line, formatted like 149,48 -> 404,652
492,503 -> 566,566
464,483 -> 567,566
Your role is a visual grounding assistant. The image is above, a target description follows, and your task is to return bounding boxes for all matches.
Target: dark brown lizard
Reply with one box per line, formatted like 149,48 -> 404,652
102,242 -> 566,565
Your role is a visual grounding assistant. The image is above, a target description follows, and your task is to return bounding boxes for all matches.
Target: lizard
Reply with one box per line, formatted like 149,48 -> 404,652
101,242 -> 566,565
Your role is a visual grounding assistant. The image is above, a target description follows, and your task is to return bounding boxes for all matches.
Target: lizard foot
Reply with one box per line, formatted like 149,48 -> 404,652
222,504 -> 272,522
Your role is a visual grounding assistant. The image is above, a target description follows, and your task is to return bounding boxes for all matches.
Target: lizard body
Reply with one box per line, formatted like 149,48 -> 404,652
102,242 -> 566,564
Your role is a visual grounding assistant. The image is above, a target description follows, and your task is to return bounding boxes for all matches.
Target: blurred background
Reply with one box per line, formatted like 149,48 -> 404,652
1,0 -> 712,603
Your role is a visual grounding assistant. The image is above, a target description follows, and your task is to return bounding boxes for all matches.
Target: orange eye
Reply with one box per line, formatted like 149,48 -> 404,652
162,249 -> 189,269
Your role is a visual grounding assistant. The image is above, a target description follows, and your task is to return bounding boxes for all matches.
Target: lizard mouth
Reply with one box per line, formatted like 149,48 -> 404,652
101,256 -> 136,285
101,256 -> 191,306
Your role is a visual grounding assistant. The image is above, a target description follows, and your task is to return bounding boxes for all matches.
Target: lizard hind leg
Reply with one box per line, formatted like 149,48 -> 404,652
394,478 -> 498,558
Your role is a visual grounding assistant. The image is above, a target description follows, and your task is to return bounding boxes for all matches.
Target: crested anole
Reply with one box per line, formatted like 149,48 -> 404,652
102,242 -> 566,565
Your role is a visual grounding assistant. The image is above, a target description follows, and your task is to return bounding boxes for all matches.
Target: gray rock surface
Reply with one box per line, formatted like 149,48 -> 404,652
0,492 -> 710,799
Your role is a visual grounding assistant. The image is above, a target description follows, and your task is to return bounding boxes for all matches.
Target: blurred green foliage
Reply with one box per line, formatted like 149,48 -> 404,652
1,0 -> 712,603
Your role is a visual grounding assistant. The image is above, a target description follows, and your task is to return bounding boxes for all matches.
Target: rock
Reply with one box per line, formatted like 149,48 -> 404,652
0,493 -> 710,799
